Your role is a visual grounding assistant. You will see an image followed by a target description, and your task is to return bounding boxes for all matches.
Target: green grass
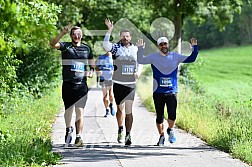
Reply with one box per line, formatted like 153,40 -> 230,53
0,87 -> 62,166
191,45 -> 252,104
137,45 -> 252,165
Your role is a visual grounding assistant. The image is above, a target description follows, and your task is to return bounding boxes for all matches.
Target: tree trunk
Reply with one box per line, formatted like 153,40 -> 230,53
171,0 -> 182,53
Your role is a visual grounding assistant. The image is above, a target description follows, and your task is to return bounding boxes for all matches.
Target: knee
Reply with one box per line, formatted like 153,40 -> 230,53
168,115 -> 176,121
156,117 -> 164,124
103,95 -> 108,101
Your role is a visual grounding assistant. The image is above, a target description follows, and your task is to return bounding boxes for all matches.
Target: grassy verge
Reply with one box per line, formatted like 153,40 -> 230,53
0,87 -> 62,166
136,45 -> 252,165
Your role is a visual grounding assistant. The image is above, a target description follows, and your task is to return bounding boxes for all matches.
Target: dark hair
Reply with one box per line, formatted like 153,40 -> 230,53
70,26 -> 82,35
120,29 -> 131,36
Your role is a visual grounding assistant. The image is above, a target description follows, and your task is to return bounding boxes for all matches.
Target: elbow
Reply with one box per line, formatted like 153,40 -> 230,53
102,41 -> 111,51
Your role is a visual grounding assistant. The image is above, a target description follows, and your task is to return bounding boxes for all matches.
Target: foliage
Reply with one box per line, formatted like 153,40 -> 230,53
0,0 -> 61,108
16,46 -> 61,97
0,87 -> 62,166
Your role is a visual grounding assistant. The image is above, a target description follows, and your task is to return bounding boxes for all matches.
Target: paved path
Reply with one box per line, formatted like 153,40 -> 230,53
52,86 -> 250,167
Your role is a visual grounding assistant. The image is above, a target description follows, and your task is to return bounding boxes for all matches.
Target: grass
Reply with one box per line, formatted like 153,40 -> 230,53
191,45 -> 252,104
136,45 -> 252,165
0,87 -> 62,166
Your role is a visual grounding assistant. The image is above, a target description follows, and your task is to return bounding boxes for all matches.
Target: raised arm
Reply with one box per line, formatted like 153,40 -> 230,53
183,38 -> 198,63
136,39 -> 152,64
103,18 -> 114,52
50,24 -> 71,49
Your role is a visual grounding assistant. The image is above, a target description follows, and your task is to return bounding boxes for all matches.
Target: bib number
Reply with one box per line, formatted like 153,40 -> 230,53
71,61 -> 85,72
122,65 -> 135,75
160,77 -> 172,87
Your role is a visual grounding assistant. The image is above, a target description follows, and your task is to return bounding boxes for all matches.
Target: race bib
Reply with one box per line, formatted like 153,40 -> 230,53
160,77 -> 172,87
71,61 -> 85,72
122,65 -> 135,75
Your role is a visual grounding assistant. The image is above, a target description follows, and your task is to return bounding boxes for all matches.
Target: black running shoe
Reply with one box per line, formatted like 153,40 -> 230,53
125,134 -> 132,146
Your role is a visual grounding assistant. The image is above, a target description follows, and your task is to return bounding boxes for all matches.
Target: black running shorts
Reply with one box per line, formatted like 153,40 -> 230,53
62,82 -> 88,110
113,83 -> 135,105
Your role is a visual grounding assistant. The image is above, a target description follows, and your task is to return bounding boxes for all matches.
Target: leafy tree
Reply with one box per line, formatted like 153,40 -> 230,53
0,0 -> 61,105
146,0 -> 245,52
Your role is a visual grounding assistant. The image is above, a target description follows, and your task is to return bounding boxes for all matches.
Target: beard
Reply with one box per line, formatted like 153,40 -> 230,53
161,48 -> 168,54
121,39 -> 130,46
72,39 -> 80,45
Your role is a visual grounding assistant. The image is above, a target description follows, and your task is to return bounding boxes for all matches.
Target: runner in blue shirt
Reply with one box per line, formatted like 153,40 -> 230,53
96,51 -> 115,117
137,37 -> 198,146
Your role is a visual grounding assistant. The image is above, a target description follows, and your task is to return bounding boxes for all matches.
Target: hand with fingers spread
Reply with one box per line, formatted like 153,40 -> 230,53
105,18 -> 114,31
136,39 -> 145,48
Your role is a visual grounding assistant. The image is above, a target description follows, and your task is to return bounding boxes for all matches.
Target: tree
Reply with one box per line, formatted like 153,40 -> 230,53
146,0 -> 245,52
0,0 -> 61,100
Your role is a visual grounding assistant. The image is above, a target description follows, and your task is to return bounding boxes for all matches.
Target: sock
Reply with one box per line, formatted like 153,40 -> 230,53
66,126 -> 72,132
118,126 -> 123,133
167,128 -> 172,134
106,108 -> 109,113
126,132 -> 130,136
76,134 -> 81,138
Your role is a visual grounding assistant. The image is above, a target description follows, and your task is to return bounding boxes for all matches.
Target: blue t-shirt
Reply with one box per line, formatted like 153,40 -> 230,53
96,54 -> 114,80
137,45 -> 198,93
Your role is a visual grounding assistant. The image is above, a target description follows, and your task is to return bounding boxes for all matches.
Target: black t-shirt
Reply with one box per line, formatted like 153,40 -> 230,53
59,42 -> 93,84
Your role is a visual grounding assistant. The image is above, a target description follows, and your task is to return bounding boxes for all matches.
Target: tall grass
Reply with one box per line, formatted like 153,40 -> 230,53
0,87 -> 62,166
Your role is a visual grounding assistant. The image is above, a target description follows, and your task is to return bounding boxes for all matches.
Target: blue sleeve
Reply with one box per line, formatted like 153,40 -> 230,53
137,46 -> 152,64
183,45 -> 198,63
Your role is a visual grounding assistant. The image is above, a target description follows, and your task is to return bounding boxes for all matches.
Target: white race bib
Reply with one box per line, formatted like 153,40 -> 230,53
122,65 -> 135,75
71,61 -> 85,72
160,77 -> 172,87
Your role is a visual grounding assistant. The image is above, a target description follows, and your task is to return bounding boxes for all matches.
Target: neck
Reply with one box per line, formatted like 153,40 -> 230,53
125,43 -> 131,48
72,41 -> 81,46
160,51 -> 168,56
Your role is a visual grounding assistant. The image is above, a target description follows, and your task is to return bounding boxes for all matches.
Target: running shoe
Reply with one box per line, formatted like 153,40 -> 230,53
117,132 -> 123,143
75,136 -> 84,147
65,126 -> 74,145
168,130 -> 176,143
104,109 -> 110,117
125,134 -> 132,146
156,135 -> 165,146
110,105 -> 115,116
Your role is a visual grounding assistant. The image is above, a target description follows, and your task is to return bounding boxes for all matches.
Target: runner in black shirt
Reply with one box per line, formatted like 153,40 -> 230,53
50,25 -> 94,147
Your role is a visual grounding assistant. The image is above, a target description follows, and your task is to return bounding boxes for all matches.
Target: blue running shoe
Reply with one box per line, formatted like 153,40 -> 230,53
168,130 -> 176,143
110,105 -> 115,116
156,135 -> 165,146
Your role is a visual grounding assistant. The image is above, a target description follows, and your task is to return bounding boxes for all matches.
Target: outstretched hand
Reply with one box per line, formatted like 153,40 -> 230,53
191,38 -> 197,46
136,39 -> 145,48
105,18 -> 113,30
